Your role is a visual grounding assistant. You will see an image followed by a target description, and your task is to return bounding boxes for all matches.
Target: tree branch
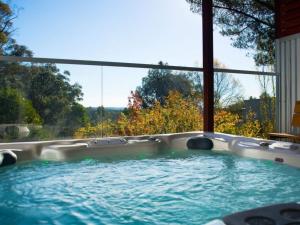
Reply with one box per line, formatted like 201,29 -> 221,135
213,4 -> 274,28
0,16 -> 16,33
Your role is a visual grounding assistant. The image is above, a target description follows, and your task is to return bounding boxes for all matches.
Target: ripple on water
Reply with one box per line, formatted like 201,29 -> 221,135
0,151 -> 300,224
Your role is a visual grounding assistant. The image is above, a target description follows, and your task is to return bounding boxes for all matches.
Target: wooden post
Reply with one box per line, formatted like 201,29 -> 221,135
202,0 -> 214,132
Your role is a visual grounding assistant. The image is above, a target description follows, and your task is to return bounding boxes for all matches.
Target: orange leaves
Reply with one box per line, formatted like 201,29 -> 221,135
239,111 -> 263,138
74,120 -> 115,139
214,110 -> 240,134
214,110 -> 274,138
128,91 -> 143,116
74,91 -> 274,139
74,91 -> 204,138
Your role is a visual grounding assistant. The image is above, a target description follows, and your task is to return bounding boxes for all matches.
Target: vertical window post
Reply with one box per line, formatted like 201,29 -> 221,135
202,0 -> 214,132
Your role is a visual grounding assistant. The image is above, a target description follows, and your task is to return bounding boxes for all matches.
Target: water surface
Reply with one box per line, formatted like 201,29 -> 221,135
1,151 -> 300,225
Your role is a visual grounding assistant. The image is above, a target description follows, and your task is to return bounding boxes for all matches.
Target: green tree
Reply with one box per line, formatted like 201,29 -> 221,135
0,88 -> 41,124
28,66 -> 83,125
0,1 -> 33,95
59,103 -> 89,137
136,62 -> 195,108
186,0 -> 275,66
0,1 -> 14,51
0,1 -> 32,57
0,1 -> 89,139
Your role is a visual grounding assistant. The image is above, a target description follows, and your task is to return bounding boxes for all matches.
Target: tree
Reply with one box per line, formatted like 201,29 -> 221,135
136,62 -> 195,108
74,120 -> 116,139
239,111 -> 262,137
0,1 -> 32,57
0,60 -> 87,137
258,92 -> 275,134
188,60 -> 243,108
28,66 -> 83,125
214,110 -> 240,134
186,0 -> 275,66
257,73 -> 276,125
59,103 -> 89,137
74,91 -> 203,137
0,1 -> 15,52
0,1 -> 90,140
0,88 -> 41,124
74,89 -> 276,138
117,90 -> 203,135
136,61 -> 242,110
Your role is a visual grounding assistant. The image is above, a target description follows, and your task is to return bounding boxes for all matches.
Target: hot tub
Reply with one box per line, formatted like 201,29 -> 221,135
1,132 -> 300,224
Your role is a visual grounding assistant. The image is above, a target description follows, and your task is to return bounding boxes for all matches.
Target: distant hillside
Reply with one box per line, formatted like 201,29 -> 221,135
87,107 -> 124,111
86,107 -> 124,125
106,107 -> 125,111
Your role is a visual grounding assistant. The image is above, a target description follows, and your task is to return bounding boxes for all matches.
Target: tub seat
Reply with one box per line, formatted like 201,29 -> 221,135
229,138 -> 300,167
40,138 -> 161,161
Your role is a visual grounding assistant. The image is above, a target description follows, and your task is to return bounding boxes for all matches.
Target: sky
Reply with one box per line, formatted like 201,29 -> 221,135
10,0 -> 267,107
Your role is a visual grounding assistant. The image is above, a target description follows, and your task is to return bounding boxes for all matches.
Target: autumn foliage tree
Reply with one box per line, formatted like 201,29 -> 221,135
75,89 -> 273,139
74,91 -> 203,138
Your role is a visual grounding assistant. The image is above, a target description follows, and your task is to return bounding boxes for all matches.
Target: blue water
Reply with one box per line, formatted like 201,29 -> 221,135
1,151 -> 300,225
